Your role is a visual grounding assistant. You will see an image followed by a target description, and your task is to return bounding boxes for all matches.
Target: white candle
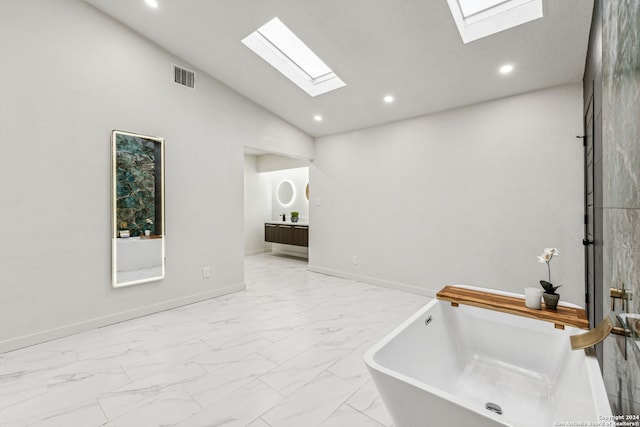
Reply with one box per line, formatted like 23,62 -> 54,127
524,287 -> 543,310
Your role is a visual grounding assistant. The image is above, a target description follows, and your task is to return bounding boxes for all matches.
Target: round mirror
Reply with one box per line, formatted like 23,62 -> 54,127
305,183 -> 309,201
277,180 -> 295,206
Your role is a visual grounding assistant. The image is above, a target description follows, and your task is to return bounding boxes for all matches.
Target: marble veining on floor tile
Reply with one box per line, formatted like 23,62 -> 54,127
261,371 -> 358,427
0,254 -> 430,426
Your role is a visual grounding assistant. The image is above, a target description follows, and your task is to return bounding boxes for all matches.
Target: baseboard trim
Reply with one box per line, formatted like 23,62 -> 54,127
307,265 -> 436,298
244,248 -> 270,256
0,283 -> 245,353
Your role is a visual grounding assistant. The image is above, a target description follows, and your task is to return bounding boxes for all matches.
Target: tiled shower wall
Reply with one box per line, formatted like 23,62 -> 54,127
599,0 -> 640,415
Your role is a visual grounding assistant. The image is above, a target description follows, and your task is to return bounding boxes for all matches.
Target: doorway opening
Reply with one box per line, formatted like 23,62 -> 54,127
243,147 -> 310,261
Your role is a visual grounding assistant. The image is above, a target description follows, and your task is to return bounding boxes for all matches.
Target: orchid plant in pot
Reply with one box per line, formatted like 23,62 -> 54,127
538,248 -> 561,310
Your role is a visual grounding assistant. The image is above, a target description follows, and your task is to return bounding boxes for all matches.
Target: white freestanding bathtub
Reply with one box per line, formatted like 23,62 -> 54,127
364,286 -> 611,427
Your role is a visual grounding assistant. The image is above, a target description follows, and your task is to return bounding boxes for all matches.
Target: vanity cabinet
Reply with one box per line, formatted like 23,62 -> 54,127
265,223 -> 278,242
292,225 -> 308,247
265,223 -> 308,247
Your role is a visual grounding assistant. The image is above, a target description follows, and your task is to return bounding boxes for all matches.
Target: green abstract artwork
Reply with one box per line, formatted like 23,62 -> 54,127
115,134 -> 160,237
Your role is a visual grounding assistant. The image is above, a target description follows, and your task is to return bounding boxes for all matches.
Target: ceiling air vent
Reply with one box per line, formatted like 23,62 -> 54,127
173,64 -> 195,89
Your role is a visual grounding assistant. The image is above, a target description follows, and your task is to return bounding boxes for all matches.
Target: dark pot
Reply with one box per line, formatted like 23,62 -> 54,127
291,216 -> 299,223
543,293 -> 560,310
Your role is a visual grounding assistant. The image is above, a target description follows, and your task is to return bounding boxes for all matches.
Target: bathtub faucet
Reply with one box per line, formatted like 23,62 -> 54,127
570,317 -> 629,350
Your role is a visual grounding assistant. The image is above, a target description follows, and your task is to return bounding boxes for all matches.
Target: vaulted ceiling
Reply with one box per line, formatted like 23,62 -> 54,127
85,0 -> 593,138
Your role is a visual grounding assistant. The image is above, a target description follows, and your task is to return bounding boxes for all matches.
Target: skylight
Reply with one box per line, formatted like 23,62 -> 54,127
447,0 -> 543,44
458,0 -> 510,18
242,17 -> 346,97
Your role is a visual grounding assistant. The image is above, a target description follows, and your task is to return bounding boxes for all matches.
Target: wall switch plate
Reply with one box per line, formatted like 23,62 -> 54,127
352,256 -> 358,265
202,266 -> 211,278
314,197 -> 322,206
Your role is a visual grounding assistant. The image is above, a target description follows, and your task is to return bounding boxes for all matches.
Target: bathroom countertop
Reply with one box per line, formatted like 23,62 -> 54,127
265,220 -> 309,226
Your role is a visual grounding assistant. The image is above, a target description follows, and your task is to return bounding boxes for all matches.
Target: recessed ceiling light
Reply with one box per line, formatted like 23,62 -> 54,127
145,0 -> 158,8
499,64 -> 514,74
242,18 -> 346,97
314,115 -> 323,122
384,95 -> 394,103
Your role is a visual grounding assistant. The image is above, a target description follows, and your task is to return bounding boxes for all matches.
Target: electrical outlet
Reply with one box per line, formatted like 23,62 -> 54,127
352,256 -> 358,265
202,266 -> 211,278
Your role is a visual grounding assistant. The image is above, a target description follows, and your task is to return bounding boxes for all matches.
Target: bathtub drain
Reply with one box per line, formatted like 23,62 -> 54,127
485,402 -> 502,415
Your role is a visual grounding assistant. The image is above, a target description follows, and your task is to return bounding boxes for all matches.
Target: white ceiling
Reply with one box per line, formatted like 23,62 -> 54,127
84,0 -> 593,138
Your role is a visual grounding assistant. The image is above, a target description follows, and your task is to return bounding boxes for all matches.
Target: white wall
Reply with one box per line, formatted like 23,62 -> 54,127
244,155 -> 272,256
270,167 -> 310,222
0,0 -> 312,351
310,84 -> 585,305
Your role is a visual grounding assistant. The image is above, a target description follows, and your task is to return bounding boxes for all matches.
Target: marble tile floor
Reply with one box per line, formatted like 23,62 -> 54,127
0,254 -> 431,426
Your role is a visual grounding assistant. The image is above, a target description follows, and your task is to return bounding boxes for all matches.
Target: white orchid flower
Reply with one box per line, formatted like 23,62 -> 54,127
538,247 -> 559,285
537,252 -> 552,262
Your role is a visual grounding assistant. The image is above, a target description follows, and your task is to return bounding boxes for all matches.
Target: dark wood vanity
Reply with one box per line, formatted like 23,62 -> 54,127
265,222 -> 308,247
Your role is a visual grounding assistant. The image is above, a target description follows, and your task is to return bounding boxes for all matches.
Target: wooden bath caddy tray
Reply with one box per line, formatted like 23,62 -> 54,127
436,285 -> 589,330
